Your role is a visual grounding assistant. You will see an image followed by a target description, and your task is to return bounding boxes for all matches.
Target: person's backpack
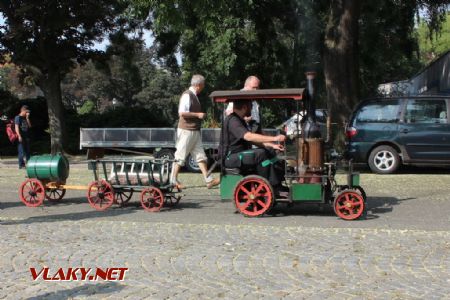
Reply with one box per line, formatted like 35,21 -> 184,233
6,120 -> 18,144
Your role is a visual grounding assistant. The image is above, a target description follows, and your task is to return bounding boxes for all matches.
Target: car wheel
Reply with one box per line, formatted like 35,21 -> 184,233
185,154 -> 201,172
368,145 -> 400,174
154,149 -> 175,160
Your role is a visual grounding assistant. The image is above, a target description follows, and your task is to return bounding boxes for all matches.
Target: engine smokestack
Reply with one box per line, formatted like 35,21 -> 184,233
303,71 -> 321,139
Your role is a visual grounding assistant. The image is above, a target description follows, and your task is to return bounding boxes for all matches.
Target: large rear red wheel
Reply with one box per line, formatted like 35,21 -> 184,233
140,187 -> 164,212
333,190 -> 365,220
87,180 -> 115,211
234,176 -> 274,217
19,179 -> 45,207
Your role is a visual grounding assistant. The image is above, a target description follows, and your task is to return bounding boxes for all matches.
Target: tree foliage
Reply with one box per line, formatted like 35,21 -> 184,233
132,0 -> 448,114
0,0 -> 128,153
1,0 -> 449,154
359,0 -> 423,98
62,38 -> 183,126
418,12 -> 450,64
131,0 -> 308,89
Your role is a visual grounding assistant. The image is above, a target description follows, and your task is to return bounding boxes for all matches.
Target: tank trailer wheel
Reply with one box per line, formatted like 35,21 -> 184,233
19,178 -> 45,207
140,187 -> 164,212
87,180 -> 115,211
234,176 -> 274,217
45,188 -> 66,202
333,189 -> 365,220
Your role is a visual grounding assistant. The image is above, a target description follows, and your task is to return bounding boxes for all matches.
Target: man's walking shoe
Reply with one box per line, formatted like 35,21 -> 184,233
174,182 -> 185,190
206,178 -> 220,189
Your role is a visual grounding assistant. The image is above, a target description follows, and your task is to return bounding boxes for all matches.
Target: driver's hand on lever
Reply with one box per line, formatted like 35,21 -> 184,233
275,134 -> 286,143
271,143 -> 285,152
271,134 -> 286,152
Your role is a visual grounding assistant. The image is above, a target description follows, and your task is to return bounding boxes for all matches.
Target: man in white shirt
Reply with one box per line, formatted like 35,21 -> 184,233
225,76 -> 261,132
171,74 -> 220,189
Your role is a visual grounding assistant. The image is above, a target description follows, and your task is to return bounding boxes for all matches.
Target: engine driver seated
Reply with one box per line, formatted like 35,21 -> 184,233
221,99 -> 287,195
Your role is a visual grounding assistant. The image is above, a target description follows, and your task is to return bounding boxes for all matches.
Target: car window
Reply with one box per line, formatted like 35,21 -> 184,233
404,99 -> 447,124
355,100 -> 400,123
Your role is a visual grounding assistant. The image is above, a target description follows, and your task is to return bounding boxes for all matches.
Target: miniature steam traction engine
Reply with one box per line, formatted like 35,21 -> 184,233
211,73 -> 367,219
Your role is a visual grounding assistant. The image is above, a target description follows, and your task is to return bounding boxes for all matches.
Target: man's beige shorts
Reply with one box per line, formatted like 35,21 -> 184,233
174,128 -> 208,166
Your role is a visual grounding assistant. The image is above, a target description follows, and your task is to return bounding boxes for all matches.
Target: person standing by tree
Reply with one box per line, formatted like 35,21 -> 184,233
15,105 -> 32,169
171,74 -> 220,189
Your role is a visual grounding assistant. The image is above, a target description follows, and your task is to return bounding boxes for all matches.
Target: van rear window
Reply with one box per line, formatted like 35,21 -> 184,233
355,100 -> 399,123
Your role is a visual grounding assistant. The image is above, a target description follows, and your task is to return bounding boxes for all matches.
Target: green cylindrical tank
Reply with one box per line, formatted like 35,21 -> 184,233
26,154 -> 70,182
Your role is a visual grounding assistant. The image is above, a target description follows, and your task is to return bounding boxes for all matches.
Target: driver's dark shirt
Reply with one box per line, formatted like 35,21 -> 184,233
221,113 -> 252,154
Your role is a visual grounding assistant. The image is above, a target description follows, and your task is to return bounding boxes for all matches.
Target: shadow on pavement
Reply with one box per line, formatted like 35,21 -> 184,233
0,197 -> 88,209
267,196 -> 411,219
25,282 -> 125,300
1,208 -> 138,225
1,197 -> 204,225
367,196 -> 415,214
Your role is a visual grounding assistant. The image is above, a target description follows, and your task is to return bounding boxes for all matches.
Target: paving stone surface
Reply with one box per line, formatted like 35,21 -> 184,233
0,161 -> 450,299
1,220 -> 449,300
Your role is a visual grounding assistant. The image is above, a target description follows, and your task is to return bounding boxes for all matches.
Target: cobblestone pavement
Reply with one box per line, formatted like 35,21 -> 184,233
1,162 -> 450,299
1,220 -> 449,300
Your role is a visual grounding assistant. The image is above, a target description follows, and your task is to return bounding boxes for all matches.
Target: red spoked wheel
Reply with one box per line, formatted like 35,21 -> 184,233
333,189 -> 365,220
140,187 -> 164,212
354,186 -> 367,202
234,176 -> 274,217
114,190 -> 133,206
87,180 -> 115,211
19,179 -> 45,207
45,188 -> 66,202
164,195 -> 181,207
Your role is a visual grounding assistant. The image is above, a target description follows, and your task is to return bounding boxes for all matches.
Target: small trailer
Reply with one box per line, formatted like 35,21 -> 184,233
18,154 -> 181,212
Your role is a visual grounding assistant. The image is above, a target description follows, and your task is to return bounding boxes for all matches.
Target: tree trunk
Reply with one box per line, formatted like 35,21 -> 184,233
39,70 -> 66,155
323,0 -> 360,146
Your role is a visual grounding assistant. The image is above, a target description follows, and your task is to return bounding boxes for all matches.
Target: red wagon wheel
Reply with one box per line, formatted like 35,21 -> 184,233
19,178 -> 45,207
87,180 -> 115,211
114,190 -> 133,206
234,176 -> 274,217
333,190 -> 365,220
140,187 -> 164,212
164,195 -> 181,207
45,188 -> 66,202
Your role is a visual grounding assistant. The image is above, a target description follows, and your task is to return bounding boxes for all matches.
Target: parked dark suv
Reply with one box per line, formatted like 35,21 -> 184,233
345,96 -> 450,174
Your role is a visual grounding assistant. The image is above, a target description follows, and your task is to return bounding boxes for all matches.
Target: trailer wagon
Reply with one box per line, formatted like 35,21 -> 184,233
80,127 -> 278,172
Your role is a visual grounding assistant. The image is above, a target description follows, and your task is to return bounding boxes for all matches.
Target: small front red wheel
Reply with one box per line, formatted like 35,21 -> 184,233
87,180 -> 114,211
19,179 -> 45,207
234,176 -> 274,217
334,190 -> 365,220
140,187 -> 164,212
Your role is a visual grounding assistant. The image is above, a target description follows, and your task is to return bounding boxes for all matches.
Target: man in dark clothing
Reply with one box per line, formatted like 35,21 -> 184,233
15,105 -> 32,169
221,100 -> 286,189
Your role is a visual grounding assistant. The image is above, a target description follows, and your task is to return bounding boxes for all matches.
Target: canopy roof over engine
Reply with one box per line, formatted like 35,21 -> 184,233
210,88 -> 306,103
